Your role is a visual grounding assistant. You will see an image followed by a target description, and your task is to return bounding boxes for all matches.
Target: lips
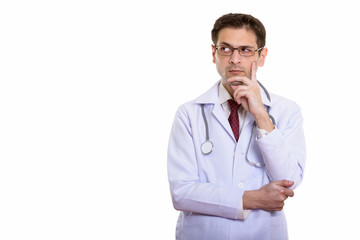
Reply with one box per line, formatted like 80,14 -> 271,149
228,67 -> 245,73
228,69 -> 246,77
229,70 -> 243,73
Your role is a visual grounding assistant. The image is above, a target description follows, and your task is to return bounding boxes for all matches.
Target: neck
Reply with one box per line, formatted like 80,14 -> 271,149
221,79 -> 235,98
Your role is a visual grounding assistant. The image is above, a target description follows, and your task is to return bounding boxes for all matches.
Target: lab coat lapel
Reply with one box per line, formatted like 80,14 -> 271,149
212,103 -> 234,139
194,81 -> 234,139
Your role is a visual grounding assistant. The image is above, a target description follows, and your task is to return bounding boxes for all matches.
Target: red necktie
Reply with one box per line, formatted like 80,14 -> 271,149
228,99 -> 240,141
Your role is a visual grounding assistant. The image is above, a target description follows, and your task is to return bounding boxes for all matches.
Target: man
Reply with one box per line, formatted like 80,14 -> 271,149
167,13 -> 306,240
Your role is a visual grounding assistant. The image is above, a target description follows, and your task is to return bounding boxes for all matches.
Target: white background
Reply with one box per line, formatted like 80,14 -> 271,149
1,0 -> 359,239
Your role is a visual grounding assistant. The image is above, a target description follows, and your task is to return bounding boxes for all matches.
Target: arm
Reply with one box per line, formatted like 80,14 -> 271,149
256,104 -> 306,189
167,106 -> 244,220
228,62 -> 306,189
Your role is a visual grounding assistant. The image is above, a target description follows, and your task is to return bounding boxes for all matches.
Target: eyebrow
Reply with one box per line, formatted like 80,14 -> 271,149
218,42 -> 255,48
218,42 -> 232,47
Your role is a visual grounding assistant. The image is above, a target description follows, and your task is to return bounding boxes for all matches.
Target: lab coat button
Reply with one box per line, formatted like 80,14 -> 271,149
238,182 -> 245,189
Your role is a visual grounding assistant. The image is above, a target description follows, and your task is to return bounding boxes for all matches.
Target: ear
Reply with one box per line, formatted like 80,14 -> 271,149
211,44 -> 216,63
258,47 -> 268,67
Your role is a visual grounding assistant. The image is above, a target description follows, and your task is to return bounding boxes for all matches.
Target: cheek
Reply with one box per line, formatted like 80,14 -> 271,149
215,63 -> 226,78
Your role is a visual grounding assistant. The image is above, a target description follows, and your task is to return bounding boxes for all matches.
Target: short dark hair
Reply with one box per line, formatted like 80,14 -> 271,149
211,13 -> 266,48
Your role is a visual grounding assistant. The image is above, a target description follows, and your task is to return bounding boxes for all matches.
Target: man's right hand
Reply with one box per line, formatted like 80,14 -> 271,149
243,180 -> 295,211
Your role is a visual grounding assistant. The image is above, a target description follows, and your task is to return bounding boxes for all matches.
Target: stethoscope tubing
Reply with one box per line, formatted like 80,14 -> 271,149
200,81 -> 275,167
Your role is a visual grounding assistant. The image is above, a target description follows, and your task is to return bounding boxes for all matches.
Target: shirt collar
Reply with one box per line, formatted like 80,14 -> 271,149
218,81 -> 233,105
194,80 -> 272,107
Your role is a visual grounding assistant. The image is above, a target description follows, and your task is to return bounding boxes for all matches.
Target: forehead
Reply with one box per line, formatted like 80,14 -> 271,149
217,27 -> 258,47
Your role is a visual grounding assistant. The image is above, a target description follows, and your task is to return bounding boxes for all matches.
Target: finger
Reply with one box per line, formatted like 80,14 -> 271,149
282,188 -> 295,198
227,76 -> 251,86
233,90 -> 247,105
287,189 -> 295,197
275,180 -> 294,188
233,85 -> 249,93
233,87 -> 249,103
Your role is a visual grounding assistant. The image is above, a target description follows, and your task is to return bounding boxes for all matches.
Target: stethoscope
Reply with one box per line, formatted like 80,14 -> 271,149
200,81 -> 276,168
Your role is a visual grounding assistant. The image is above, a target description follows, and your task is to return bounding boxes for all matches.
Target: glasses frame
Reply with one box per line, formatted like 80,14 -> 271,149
214,44 -> 265,57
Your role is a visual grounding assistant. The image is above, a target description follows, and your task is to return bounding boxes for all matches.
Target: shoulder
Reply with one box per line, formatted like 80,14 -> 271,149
270,93 -> 301,113
176,81 -> 220,115
176,100 -> 197,119
269,93 -> 303,128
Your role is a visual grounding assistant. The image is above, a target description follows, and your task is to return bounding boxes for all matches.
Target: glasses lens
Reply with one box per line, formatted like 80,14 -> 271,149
216,45 -> 256,56
240,47 -> 255,56
217,45 -> 232,56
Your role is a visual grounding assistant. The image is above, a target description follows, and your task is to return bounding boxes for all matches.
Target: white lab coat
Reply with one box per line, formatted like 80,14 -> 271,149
167,81 -> 306,240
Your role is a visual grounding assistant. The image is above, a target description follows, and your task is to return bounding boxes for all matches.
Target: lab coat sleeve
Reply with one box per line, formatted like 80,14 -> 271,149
256,101 -> 306,189
167,105 -> 245,220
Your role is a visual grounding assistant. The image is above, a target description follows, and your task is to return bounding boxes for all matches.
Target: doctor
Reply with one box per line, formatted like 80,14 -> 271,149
167,13 -> 306,240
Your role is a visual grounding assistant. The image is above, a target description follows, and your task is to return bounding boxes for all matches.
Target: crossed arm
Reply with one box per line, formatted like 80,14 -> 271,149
168,68 -> 305,218
227,62 -> 296,211
168,104 -> 305,219
243,180 -> 294,212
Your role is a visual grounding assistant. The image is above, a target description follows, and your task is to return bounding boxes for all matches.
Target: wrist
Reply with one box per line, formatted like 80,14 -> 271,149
254,110 -> 274,132
243,190 -> 259,210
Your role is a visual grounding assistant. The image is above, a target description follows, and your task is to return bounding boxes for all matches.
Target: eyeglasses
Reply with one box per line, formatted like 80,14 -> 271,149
214,44 -> 264,57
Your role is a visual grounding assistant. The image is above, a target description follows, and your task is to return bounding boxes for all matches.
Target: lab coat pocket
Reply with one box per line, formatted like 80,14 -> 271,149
269,212 -> 288,240
180,213 -> 230,240
249,210 -> 288,240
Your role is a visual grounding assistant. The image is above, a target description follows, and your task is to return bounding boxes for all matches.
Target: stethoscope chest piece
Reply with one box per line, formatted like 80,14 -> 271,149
201,140 -> 213,155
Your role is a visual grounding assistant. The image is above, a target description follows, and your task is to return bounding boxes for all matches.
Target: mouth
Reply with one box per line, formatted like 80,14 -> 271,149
229,69 -> 243,73
228,69 -> 245,75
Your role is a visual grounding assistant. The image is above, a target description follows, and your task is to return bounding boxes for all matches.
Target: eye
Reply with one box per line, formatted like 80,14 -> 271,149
241,47 -> 251,52
220,46 -> 230,51
240,47 -> 255,56
218,45 -> 232,54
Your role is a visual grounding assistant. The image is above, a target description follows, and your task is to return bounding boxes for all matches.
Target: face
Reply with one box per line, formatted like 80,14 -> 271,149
212,27 -> 268,93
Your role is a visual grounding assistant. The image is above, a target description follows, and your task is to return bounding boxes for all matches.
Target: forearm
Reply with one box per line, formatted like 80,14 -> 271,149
170,181 -> 244,220
257,128 -> 305,189
253,108 -> 275,133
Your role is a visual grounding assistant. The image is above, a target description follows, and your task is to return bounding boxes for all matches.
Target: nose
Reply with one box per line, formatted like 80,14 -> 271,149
229,49 -> 242,64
